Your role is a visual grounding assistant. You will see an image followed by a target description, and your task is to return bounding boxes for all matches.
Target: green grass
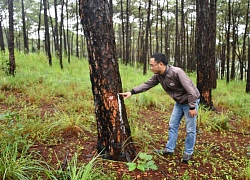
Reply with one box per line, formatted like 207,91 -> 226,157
0,51 -> 250,179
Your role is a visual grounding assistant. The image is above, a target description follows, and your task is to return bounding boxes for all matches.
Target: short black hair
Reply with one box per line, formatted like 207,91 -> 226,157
151,52 -> 168,65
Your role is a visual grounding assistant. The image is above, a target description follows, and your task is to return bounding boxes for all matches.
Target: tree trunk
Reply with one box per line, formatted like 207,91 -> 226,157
240,0 -> 249,81
174,0 -> 181,67
155,0 -> 159,52
142,0 -> 151,75
180,0 -> 186,69
66,0 -> 70,63
0,19 -> 5,52
37,0 -> 42,52
8,0 -> 15,76
230,14 -> 236,80
246,36 -> 250,93
165,2 -> 169,61
209,0 -> 217,89
76,0 -> 79,58
226,0 -> 231,83
43,0 -> 52,66
54,0 -> 59,56
196,0 -> 216,109
79,0 -> 136,161
59,0 -> 64,69
21,0 -> 29,54
120,0 -> 125,63
125,0 -> 130,65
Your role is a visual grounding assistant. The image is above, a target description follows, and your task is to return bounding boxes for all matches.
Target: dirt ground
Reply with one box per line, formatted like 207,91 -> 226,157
28,107 -> 249,180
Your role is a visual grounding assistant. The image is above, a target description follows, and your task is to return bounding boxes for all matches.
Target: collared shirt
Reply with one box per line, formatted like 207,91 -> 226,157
132,65 -> 200,109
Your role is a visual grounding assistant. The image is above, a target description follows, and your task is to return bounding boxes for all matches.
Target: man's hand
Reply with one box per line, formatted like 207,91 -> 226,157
119,92 -> 132,99
189,109 -> 197,117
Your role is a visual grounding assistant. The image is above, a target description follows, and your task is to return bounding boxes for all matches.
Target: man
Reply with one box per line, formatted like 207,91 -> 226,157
119,52 -> 200,163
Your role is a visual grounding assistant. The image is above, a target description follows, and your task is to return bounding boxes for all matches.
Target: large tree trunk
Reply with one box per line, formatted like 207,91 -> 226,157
196,0 -> 216,109
79,0 -> 136,161
8,0 -> 15,76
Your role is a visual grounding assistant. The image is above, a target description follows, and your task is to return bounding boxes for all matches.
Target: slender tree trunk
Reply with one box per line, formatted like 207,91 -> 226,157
246,36 -> 250,93
246,1 -> 250,92
59,0 -> 64,69
8,0 -> 15,76
155,0 -> 159,52
174,0 -> 180,67
21,0 -> 29,54
240,0 -> 249,81
226,0 -> 231,83
79,0 -> 136,161
231,15 -> 237,80
76,0 -> 79,58
180,0 -> 186,69
43,0 -> 52,66
120,0 -> 125,63
0,20 -> 5,52
125,0 -> 130,65
54,0 -> 59,56
142,0 -> 151,75
160,6 -> 164,53
165,2 -> 169,61
66,0 -> 70,63
37,0 -> 42,52
137,5 -> 143,64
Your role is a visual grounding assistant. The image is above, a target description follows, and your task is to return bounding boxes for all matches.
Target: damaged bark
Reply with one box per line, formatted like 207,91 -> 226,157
79,0 -> 136,161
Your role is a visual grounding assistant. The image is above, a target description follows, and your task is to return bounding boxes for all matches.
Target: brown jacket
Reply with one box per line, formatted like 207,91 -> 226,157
132,65 -> 200,109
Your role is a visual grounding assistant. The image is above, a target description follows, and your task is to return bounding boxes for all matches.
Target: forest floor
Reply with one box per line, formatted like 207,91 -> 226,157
28,106 -> 249,180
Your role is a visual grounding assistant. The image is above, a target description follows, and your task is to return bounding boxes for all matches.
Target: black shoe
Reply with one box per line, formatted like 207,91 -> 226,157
182,153 -> 192,163
154,148 -> 173,155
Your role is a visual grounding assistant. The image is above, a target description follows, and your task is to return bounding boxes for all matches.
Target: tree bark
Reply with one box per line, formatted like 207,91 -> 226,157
226,0 -> 231,83
142,0 -> 151,75
76,0 -> 79,58
54,0 -> 59,56
196,0 -> 216,109
246,37 -> 250,93
174,0 -> 180,67
8,0 -> 15,76
43,0 -> 52,66
21,0 -> 29,54
59,0 -> 64,69
0,19 -> 5,52
79,0 -> 136,161
37,0 -> 42,52
125,0 -> 130,65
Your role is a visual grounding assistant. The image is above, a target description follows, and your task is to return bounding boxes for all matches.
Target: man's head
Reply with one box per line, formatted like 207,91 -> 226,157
151,52 -> 168,65
150,52 -> 168,75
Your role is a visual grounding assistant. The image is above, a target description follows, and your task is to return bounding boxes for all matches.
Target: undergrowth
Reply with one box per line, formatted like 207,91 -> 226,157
0,51 -> 249,179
